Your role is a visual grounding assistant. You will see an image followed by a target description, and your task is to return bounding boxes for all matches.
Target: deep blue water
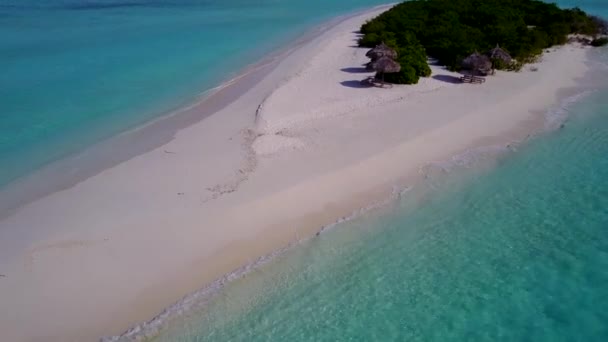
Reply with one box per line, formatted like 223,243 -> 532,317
0,0 -> 388,187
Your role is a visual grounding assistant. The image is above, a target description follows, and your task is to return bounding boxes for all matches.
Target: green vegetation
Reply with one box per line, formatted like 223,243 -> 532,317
359,0 -> 606,84
591,37 -> 608,47
383,32 -> 432,84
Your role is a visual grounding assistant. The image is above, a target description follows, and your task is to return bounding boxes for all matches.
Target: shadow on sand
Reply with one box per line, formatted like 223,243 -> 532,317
340,67 -> 372,73
340,80 -> 372,88
432,74 -> 462,84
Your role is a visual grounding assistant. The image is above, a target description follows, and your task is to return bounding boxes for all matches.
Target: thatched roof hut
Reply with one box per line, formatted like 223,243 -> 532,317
371,56 -> 401,74
462,52 -> 492,75
486,44 -> 512,64
366,42 -> 398,61
372,56 -> 401,86
365,60 -> 375,71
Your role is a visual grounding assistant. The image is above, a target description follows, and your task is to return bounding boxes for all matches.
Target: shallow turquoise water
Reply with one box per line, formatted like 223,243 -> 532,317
0,0 -> 388,187
146,1 -> 608,341
152,65 -> 608,341
5,1 -> 608,341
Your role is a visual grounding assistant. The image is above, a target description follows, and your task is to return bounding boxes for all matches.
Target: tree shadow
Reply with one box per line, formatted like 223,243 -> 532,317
432,74 -> 463,84
341,67 -> 372,73
340,80 -> 373,88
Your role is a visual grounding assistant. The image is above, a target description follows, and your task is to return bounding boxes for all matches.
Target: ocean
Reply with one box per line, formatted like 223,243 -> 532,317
150,55 -> 608,341
3,1 -> 608,341
141,57 -> 608,341
141,1 -> 608,341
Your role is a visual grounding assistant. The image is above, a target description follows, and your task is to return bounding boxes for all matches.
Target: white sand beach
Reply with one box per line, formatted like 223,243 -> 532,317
0,5 -> 590,341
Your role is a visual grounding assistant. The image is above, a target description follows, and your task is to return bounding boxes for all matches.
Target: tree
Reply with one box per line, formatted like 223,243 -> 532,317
358,0 -> 605,84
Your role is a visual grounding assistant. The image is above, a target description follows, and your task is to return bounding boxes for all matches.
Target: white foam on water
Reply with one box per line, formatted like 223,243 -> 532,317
101,136 -> 528,342
100,183 -> 414,341
102,15 -> 600,341
102,92 -> 602,342
103,110 -> 571,341
544,90 -> 595,131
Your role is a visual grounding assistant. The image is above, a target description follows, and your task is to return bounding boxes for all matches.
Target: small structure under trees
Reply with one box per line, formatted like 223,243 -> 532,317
365,43 -> 399,71
365,42 -> 398,61
361,44 -> 402,87
462,52 -> 493,76
486,44 -> 513,68
371,56 -> 401,86
357,0 -> 607,84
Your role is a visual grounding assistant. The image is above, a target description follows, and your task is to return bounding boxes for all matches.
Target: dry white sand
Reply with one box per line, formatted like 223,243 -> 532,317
0,5 -> 590,342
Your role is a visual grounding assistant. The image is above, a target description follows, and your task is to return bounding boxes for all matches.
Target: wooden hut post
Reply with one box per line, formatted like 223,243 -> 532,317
371,56 -> 401,87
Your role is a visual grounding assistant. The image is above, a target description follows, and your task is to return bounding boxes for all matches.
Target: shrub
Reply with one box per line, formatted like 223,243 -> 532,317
358,0 -> 606,84
506,62 -> 524,72
490,59 -> 509,71
358,31 -> 397,48
382,65 -> 419,85
360,20 -> 386,35
591,37 -> 608,47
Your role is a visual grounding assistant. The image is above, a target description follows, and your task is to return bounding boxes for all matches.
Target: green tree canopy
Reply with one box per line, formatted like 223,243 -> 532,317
359,0 -> 605,84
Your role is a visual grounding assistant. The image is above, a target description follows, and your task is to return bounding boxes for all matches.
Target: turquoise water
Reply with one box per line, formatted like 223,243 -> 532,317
6,1 -> 608,341
151,63 -> 608,341
143,2 -> 608,341
0,0 -> 388,187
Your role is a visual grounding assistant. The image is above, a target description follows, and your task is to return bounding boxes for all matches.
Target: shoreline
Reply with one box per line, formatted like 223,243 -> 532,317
107,85 -> 594,341
0,4 -> 394,220
0,4 -> 594,342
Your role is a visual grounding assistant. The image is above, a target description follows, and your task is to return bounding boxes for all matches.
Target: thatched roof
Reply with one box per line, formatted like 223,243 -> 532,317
487,44 -> 512,63
462,52 -> 492,74
366,43 -> 398,61
371,56 -> 401,73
